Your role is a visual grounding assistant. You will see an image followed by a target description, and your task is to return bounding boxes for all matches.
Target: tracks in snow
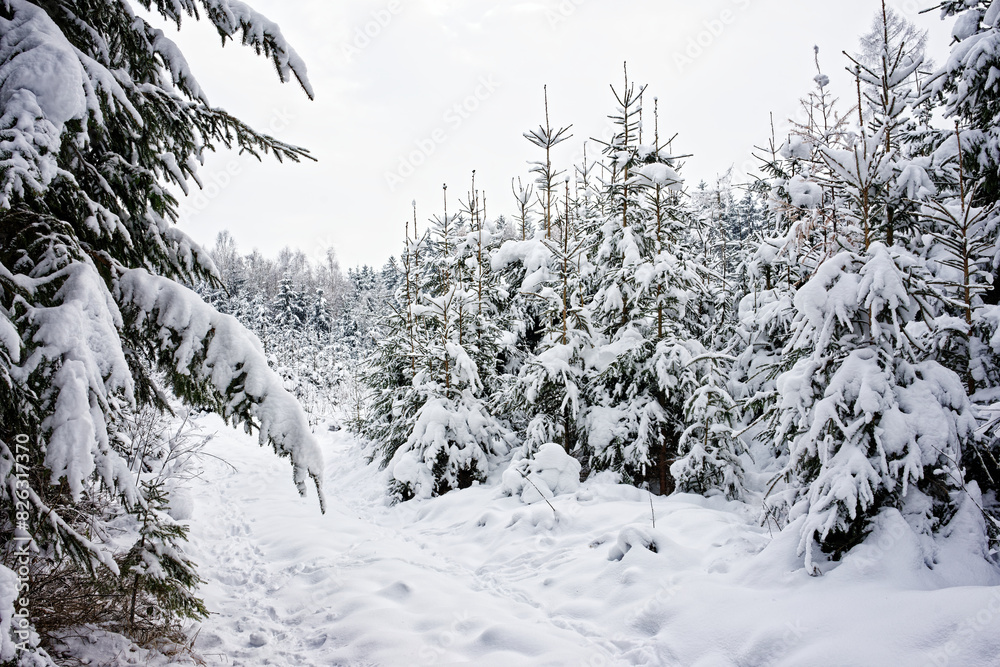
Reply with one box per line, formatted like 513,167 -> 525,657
185,421 -> 632,666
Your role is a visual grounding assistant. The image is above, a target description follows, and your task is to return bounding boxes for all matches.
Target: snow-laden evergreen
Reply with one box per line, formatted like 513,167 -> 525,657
762,9 -> 992,570
498,90 -> 593,458
0,0 -> 322,660
347,2 -> 1000,582
365,186 -> 512,500
671,350 -> 744,500
771,244 -> 977,569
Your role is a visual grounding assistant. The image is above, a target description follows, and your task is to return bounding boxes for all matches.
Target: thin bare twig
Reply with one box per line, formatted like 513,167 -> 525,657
517,468 -> 559,519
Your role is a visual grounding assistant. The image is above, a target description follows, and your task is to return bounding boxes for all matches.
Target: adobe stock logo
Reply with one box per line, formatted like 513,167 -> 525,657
546,0 -> 589,29
673,0 -> 754,73
384,76 -> 502,192
341,1 -> 403,63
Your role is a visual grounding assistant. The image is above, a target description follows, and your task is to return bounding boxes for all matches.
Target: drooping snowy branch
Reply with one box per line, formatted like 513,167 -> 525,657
115,268 -> 326,511
0,0 -> 89,207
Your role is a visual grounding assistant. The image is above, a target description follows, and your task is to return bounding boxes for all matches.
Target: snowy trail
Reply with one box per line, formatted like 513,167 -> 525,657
184,415 -> 1000,667
186,415 -> 624,666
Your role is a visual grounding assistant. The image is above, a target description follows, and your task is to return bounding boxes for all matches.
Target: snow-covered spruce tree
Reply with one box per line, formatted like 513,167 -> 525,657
587,67 -> 652,344
491,90 -> 580,429
491,180 -> 542,385
274,273 -> 308,330
266,272 -> 308,376
935,0 -> 1000,207
383,186 -> 511,500
266,272 -> 325,412
741,44 -> 891,457
671,352 -> 744,500
771,241 -> 976,570
912,121 -> 1000,544
489,175 -> 555,418
736,49 -> 853,452
0,0 -> 323,657
121,478 -> 207,638
456,172 -> 508,400
337,265 -> 376,350
930,1 -> 1000,534
770,27 -> 978,570
509,177 -> 594,456
582,72 -> 734,495
309,288 -> 332,339
362,213 -> 427,460
493,90 -> 595,458
920,163 -> 1000,499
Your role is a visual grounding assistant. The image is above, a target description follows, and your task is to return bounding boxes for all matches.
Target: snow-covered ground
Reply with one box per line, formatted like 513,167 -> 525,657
171,414 -> 1000,666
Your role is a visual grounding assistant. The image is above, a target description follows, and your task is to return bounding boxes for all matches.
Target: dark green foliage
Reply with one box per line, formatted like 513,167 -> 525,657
122,480 -> 208,632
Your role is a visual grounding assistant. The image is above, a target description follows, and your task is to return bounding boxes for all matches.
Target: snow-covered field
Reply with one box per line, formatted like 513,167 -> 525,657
156,415 -> 1000,666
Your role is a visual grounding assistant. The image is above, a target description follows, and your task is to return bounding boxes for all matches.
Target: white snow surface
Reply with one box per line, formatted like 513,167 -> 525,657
96,413 -> 1000,666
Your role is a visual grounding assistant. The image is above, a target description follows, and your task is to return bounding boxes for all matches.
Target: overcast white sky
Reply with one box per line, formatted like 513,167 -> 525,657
160,0 -> 953,270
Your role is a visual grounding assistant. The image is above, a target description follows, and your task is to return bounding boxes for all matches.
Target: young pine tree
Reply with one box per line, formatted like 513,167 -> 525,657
499,91 -> 593,457
771,27 -> 977,569
121,479 -> 208,637
382,186 -> 511,500
583,69 -> 723,495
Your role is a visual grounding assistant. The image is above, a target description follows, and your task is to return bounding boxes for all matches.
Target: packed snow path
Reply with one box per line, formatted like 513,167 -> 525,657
185,415 -> 1000,666
187,416 -> 619,665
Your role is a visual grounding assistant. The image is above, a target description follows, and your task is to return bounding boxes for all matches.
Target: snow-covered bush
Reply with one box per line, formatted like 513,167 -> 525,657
389,394 -> 510,500
501,443 -> 582,504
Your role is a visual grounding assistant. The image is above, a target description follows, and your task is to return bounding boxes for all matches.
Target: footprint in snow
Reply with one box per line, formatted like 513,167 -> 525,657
247,631 -> 269,647
376,581 -> 413,601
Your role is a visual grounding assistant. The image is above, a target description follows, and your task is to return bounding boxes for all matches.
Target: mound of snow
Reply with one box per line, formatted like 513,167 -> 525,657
49,626 -> 195,666
166,485 -> 194,521
786,174 -> 823,208
608,524 -> 671,561
501,443 -> 581,504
